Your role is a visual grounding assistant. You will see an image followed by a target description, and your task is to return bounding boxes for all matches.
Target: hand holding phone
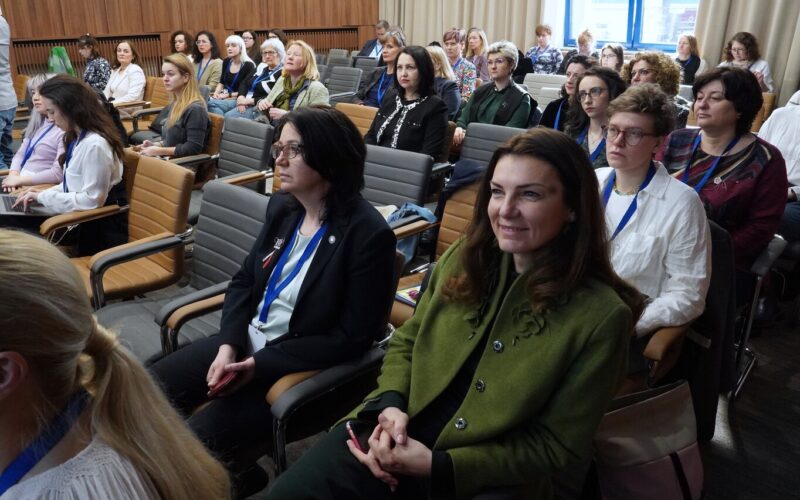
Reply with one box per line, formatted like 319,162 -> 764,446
207,370 -> 238,398
345,420 -> 371,453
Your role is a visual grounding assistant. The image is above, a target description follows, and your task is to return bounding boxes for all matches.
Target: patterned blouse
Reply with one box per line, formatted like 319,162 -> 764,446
662,128 -> 788,269
525,44 -> 563,74
452,57 -> 477,102
83,57 -> 112,94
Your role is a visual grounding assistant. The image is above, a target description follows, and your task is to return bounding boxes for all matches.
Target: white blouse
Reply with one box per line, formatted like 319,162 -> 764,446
103,64 -> 146,103
37,132 -> 123,213
596,163 -> 711,336
0,439 -> 158,499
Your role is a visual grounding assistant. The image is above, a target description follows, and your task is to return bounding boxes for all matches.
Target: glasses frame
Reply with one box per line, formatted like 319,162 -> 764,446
602,125 -> 659,146
270,143 -> 304,160
578,86 -> 607,102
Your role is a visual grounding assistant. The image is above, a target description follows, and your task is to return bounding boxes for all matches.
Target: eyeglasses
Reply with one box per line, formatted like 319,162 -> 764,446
487,58 -> 507,66
631,68 -> 652,79
603,125 -> 658,146
730,47 -> 747,53
242,36 -> 254,40
270,143 -> 304,160
578,87 -> 606,101
262,50 -> 278,56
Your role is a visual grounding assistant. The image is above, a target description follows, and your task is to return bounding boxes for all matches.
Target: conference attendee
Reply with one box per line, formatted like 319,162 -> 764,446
77,33 -> 111,93
758,94 -> 800,242
0,14 -> 14,169
621,51 -> 690,129
526,24 -> 562,74
268,127 -> 642,500
540,54 -> 594,132
131,54 -> 209,158
718,31 -> 773,92
192,30 -> 223,92
3,74 -> 64,192
170,30 -> 194,61
675,34 -> 707,84
207,35 -> 256,116
258,40 -> 329,125
565,66 -> 627,169
465,27 -> 489,82
597,84 -> 710,372
662,68 -> 787,299
442,28 -> 477,102
600,43 -> 624,72
224,38 -> 285,121
151,106 -> 397,497
358,20 -> 390,59
266,28 -> 288,47
356,28 -> 405,107
103,40 -> 146,104
0,230 -> 230,500
426,44 -> 461,119
557,28 -> 598,75
365,46 -> 449,159
452,40 -> 532,148
10,76 -> 126,255
240,29 -> 260,62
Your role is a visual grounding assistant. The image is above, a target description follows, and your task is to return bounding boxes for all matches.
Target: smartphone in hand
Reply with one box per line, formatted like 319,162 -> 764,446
207,371 -> 238,398
345,420 -> 372,453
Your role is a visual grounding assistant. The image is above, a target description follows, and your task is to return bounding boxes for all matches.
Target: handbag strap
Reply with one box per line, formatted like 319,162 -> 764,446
669,452 -> 693,500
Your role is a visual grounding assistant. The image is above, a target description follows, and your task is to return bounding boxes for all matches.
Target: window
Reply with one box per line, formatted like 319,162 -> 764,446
565,0 -> 700,51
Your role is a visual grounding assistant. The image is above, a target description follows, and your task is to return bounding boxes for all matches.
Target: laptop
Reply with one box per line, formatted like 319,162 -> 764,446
0,194 -> 60,217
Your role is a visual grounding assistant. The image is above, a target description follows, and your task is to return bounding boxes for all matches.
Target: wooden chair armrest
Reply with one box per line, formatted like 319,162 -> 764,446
165,293 -> 226,331
40,205 -> 126,237
266,370 -> 323,405
393,220 -> 437,240
221,171 -> 270,186
0,169 -> 8,177
87,231 -> 174,268
114,100 -> 149,109
131,106 -> 164,119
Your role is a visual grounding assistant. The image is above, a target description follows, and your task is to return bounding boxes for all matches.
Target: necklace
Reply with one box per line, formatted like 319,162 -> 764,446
613,181 -> 638,196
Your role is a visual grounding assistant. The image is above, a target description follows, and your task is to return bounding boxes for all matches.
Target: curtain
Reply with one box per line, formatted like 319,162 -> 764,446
695,0 -> 799,105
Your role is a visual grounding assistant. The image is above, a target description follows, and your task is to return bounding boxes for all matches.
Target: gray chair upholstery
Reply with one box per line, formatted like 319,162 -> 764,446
186,118 -> 273,224
460,123 -> 527,166
96,181 -> 269,365
363,144 -> 434,207
327,66 -> 362,104
328,48 -> 349,58
316,64 -> 329,85
326,55 -> 353,70
353,56 -> 379,70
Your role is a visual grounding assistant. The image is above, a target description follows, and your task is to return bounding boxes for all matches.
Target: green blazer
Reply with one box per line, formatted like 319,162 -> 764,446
346,240 -> 632,499
265,76 -> 330,109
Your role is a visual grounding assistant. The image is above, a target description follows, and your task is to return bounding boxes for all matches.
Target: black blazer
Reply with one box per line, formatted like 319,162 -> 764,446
218,192 -> 397,385
364,94 -> 449,159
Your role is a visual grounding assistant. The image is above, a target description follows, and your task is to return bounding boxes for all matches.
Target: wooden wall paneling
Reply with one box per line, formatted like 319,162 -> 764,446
180,0 -> 226,30
223,0 -> 263,30
346,0 -> 379,26
140,0 -> 183,33
267,0 -> 306,29
60,0 -> 108,37
3,0 -> 65,39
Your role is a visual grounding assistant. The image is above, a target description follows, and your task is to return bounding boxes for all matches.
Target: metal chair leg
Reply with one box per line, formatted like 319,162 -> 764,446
731,275 -> 763,399
272,418 -> 288,475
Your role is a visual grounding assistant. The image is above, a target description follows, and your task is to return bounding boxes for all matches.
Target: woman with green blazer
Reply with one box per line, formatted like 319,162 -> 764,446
269,128 -> 644,499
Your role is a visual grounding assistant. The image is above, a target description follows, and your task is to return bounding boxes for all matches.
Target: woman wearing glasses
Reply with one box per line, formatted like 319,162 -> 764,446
539,54 -> 595,132
565,66 -> 626,169
596,84 -> 710,375
621,51 -> 690,129
151,106 -> 397,497
220,38 -> 285,121
718,31 -> 773,92
191,30 -> 223,92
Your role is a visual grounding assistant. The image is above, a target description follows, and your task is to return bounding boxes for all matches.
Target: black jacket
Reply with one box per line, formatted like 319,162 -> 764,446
218,192 -> 397,385
365,94 -> 449,159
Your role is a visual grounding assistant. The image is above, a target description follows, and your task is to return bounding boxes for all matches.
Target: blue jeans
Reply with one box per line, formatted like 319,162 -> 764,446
207,98 -> 237,116
0,107 -> 16,168
779,201 -> 800,242
223,105 -> 261,120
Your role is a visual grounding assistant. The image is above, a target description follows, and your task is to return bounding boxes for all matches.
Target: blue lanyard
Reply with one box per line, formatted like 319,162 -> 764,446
602,162 -> 657,240
196,58 -> 211,82
249,64 -> 282,95
577,127 -> 606,162
223,59 -> 244,93
20,123 -> 55,169
376,70 -> 389,105
453,57 -> 463,72
258,216 -> 327,323
681,133 -> 740,193
63,130 -> 87,193
553,100 -> 565,130
0,390 -> 90,495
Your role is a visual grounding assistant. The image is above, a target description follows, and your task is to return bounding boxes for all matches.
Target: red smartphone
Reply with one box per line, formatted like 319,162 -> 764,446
207,371 -> 238,398
345,420 -> 371,453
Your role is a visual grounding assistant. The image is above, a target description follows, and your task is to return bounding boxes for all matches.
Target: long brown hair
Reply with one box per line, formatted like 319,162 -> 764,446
442,128 -> 643,318
38,75 -> 124,166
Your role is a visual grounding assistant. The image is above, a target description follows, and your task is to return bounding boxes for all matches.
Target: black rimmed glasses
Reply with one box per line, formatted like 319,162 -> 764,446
270,143 -> 304,160
578,87 -> 607,101
602,125 -> 658,146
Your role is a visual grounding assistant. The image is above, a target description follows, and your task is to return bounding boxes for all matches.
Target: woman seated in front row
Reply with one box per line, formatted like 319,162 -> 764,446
150,106 -> 397,497
452,40 -> 532,149
365,46 -> 449,159
130,54 -> 210,158
10,75 -> 127,256
596,84 -> 710,374
269,127 -> 643,499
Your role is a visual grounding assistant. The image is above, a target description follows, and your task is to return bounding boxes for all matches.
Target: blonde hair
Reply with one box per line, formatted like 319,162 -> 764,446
465,27 -> 488,58
0,230 -> 230,500
426,45 -> 455,80
282,40 -> 321,81
163,53 -> 206,128
225,34 -> 254,65
577,29 -> 595,47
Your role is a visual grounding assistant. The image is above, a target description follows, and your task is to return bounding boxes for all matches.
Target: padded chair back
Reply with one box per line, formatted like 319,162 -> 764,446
127,156 -> 194,276
436,182 -> 480,259
461,123 -> 527,166
523,72 -> 567,103
13,73 -> 29,103
148,77 -> 170,108
328,48 -> 349,58
326,55 -> 353,69
751,92 -> 776,132
206,113 -> 225,156
363,144 -> 434,207
217,118 -> 273,180
678,84 -> 694,101
354,56 -> 379,70
538,87 -> 561,108
191,181 -> 270,290
335,102 -> 378,136
438,121 -> 457,163
315,53 -> 325,65
327,66 -> 362,96
122,149 -> 140,200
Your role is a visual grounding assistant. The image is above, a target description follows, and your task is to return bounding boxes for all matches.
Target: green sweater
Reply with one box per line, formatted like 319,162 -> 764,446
456,82 -> 531,129
345,240 -> 633,499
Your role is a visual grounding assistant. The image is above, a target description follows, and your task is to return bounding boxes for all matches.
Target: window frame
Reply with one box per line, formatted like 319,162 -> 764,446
564,0 -> 698,52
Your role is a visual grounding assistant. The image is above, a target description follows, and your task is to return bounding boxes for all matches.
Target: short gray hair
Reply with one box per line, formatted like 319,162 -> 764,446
260,38 -> 286,61
487,40 -> 519,70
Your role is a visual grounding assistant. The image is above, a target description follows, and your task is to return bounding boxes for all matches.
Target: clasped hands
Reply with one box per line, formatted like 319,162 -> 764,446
346,407 -> 433,492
